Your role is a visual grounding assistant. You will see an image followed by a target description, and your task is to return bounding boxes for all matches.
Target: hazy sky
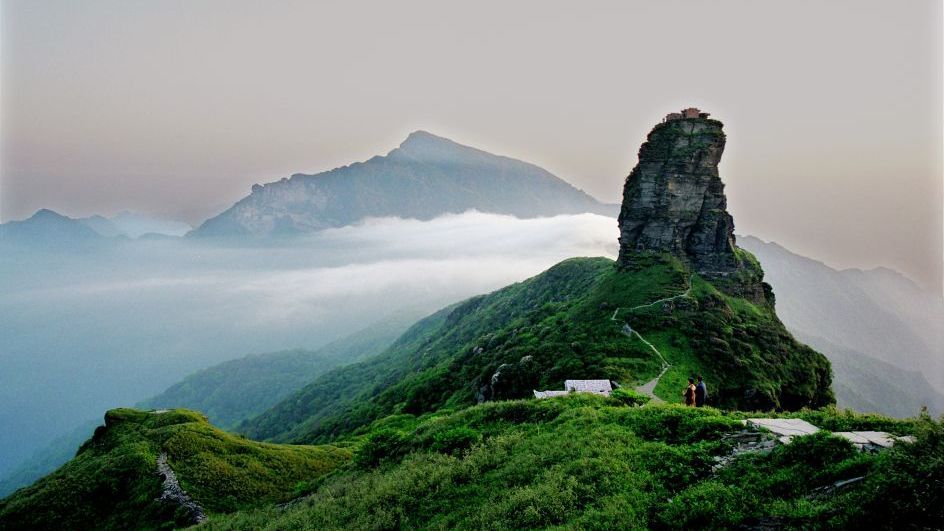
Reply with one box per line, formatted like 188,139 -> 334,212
1,0 -> 941,291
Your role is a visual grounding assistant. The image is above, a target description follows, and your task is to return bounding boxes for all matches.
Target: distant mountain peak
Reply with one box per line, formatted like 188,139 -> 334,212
402,129 -> 445,144
30,208 -> 69,221
190,130 -> 617,238
392,130 -> 478,161
1,208 -> 103,243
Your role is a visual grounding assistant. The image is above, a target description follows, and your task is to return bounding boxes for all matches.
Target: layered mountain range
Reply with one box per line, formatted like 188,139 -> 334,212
739,236 -> 944,416
6,113 -> 941,530
3,119 -> 940,508
0,209 -> 191,244
190,130 -> 617,237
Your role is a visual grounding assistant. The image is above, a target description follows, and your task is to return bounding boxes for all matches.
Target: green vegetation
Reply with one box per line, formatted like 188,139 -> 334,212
204,397 -> 942,530
640,273 -> 833,409
0,408 -> 350,530
610,387 -> 651,407
139,314 -> 414,429
243,253 -> 832,446
6,399 -> 935,530
3,252 -> 937,529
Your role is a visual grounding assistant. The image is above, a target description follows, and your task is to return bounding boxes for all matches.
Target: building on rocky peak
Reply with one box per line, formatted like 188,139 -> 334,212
664,107 -> 710,122
534,379 -> 613,399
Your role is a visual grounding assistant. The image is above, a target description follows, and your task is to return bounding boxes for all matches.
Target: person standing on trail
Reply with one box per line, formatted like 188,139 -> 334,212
683,378 -> 696,406
695,375 -> 708,407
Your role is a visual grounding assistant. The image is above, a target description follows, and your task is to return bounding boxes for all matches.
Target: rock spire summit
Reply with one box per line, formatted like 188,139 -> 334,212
617,110 -> 739,275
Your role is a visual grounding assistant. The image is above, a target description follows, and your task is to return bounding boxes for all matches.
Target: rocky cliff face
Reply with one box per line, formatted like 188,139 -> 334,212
617,116 -> 739,274
617,113 -> 769,305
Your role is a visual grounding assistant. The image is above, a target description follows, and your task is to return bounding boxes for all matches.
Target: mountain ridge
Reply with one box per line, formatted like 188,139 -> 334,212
0,209 -> 192,242
0,209 -> 104,245
138,313 -> 417,430
189,130 -> 618,238
240,252 -> 833,445
240,113 -> 833,444
739,235 -> 943,394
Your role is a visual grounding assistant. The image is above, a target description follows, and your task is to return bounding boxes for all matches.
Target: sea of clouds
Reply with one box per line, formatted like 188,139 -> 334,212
0,211 -> 618,476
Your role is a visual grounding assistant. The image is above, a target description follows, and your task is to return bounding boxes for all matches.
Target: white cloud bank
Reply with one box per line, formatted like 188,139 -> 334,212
0,211 -> 618,475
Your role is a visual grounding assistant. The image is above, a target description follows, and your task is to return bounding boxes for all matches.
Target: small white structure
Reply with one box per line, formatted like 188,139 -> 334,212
534,379 -> 613,399
565,380 -> 613,395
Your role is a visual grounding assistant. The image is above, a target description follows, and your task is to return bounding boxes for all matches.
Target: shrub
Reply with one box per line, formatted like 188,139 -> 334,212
659,480 -> 753,528
770,431 -> 856,470
610,387 -> 651,407
354,429 -> 411,468
828,414 -> 944,529
431,427 -> 481,455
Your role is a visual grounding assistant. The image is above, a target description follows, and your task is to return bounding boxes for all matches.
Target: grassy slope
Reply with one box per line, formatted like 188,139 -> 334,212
645,274 -> 833,409
139,314 -> 414,429
243,252 -> 832,445
0,409 -> 350,530
0,319 -> 406,499
241,256 -> 671,443
206,396 -> 943,530
3,253 -> 934,529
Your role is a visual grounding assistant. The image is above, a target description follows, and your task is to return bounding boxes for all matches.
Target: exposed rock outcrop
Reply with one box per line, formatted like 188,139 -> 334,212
617,110 -> 770,305
617,112 -> 738,274
155,453 -> 207,525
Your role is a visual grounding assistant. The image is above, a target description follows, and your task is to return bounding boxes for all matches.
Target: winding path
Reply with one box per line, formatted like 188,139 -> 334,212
156,453 -> 207,525
610,276 -> 694,402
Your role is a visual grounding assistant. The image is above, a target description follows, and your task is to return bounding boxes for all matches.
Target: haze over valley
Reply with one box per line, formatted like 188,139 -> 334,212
0,207 -> 618,478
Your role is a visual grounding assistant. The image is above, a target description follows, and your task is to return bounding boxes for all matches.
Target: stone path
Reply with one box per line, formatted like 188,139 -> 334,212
609,276 -> 694,401
609,277 -> 694,323
635,365 -> 670,404
156,453 -> 207,525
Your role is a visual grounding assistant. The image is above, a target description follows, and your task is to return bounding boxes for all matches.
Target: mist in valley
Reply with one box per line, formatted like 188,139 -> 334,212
0,212 -> 619,477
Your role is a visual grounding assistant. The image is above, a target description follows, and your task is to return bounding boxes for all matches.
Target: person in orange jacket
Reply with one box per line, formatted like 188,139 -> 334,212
683,377 -> 696,406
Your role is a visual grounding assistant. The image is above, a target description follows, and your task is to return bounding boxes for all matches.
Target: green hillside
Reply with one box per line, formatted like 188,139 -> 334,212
0,409 -> 350,530
140,314 -> 415,429
243,252 -> 833,445
209,397 -> 942,530
4,255 -> 937,530
6,399 -> 939,529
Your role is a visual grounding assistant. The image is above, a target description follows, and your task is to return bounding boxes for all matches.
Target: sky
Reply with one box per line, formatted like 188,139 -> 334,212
1,0 -> 942,292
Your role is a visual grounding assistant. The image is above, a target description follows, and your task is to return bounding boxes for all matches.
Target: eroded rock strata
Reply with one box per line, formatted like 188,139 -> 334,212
617,110 -> 767,303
